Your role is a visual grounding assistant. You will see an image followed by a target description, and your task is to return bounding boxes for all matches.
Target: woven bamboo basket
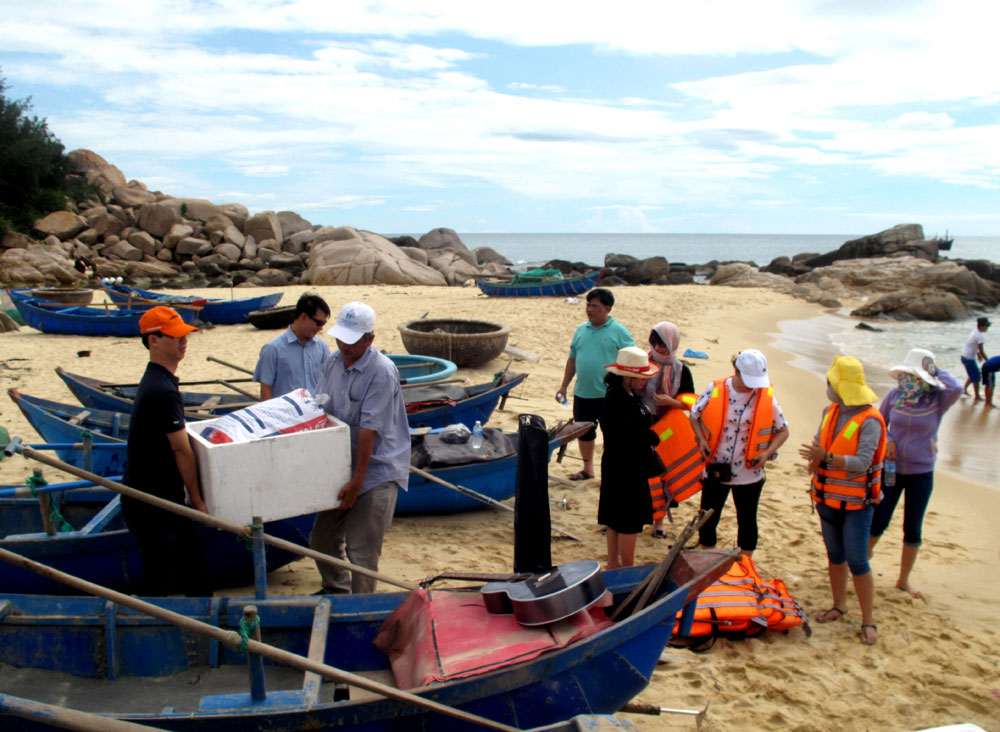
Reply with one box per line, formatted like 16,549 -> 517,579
397,318 -> 510,368
29,287 -> 94,305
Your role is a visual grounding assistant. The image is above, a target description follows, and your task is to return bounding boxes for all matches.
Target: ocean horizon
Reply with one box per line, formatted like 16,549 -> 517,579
393,232 -> 1000,269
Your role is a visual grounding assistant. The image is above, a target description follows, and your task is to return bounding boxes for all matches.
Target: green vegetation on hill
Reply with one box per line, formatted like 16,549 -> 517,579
0,72 -> 93,236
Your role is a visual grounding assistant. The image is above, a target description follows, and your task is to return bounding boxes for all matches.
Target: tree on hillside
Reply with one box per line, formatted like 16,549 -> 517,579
0,72 -> 73,234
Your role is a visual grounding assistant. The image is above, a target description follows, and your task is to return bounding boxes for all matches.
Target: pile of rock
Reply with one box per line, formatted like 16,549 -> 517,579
0,150 -> 510,290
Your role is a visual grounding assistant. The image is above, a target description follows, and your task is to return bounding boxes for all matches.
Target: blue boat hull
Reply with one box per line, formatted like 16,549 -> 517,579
0,560 -> 713,731
55,367 -> 510,429
476,270 -> 602,297
0,490 -> 316,595
105,284 -> 283,325
6,289 -> 197,337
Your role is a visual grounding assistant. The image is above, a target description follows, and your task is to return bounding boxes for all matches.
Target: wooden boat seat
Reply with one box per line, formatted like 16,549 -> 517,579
200,396 -> 222,409
67,410 -> 91,426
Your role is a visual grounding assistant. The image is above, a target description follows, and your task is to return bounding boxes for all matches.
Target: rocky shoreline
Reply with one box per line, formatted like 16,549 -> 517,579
1,150 -> 997,322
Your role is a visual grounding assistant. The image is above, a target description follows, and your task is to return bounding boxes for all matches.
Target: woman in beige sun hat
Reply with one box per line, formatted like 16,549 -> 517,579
799,355 -> 886,645
597,346 -> 661,569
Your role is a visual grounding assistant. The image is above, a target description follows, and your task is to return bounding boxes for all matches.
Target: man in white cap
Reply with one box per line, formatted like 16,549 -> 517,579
309,301 -> 410,594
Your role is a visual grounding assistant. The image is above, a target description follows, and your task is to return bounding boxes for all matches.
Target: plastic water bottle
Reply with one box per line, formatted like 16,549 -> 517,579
557,392 -> 571,410
884,459 -> 896,487
471,420 -> 483,449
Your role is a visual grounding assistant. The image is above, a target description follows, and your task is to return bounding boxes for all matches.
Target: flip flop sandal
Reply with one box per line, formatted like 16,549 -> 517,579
652,529 -> 669,539
815,607 -> 847,623
568,470 -> 594,481
860,624 -> 878,645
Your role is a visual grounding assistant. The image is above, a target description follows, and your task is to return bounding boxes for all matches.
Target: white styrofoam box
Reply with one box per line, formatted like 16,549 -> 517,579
187,414 -> 351,525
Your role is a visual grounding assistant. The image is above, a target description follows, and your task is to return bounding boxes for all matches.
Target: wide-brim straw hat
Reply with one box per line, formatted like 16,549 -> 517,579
605,346 -> 660,379
889,348 -> 944,389
826,355 -> 877,405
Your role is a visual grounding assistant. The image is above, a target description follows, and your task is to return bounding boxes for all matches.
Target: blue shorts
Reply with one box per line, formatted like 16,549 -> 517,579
982,356 -> 1000,387
961,356 -> 981,384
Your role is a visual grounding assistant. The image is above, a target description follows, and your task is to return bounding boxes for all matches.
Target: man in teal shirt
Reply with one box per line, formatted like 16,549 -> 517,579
556,288 -> 634,480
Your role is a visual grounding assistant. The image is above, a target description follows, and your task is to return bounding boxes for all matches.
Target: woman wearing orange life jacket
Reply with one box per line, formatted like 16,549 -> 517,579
799,356 -> 886,646
689,349 -> 789,556
637,322 -> 695,539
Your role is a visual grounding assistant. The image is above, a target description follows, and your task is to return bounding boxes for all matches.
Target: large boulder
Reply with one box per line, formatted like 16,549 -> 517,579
126,231 -> 157,256
219,204 -> 250,231
138,203 -> 181,239
112,182 -> 157,208
308,228 -> 448,286
417,227 -> 469,252
159,198 -> 231,225
851,290 -> 967,321
426,249 -> 481,285
806,224 -> 932,267
2,231 -> 35,250
33,211 -> 86,240
245,211 -> 283,244
276,211 -> 312,239
620,256 -> 669,284
124,259 -> 181,280
473,247 -> 511,266
66,149 -> 127,198
0,245 -> 83,285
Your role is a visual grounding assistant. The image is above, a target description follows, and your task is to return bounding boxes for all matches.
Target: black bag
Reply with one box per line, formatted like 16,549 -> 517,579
706,462 -> 733,483
647,447 -> 667,478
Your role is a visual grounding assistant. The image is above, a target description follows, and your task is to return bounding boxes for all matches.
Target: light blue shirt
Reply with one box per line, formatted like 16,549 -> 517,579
253,327 -> 330,397
568,316 -> 635,399
315,347 -> 410,494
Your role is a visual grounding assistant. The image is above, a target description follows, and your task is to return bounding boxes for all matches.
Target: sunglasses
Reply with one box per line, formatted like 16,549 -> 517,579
309,315 -> 328,328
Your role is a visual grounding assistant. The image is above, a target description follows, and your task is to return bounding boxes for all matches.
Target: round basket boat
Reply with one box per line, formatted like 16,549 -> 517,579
29,287 -> 94,305
397,318 -> 510,368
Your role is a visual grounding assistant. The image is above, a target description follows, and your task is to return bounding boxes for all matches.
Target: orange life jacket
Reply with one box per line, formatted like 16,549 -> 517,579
697,379 -> 776,469
672,554 -> 768,638
810,404 -> 887,510
757,578 -> 809,634
649,393 -> 704,516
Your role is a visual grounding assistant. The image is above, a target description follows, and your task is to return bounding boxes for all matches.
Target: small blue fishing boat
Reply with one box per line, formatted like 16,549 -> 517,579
103,282 -> 283,325
391,354 -> 458,385
6,288 -> 199,337
0,550 -> 729,732
0,486 -> 316,595
56,363 -> 497,427
476,269 -> 603,297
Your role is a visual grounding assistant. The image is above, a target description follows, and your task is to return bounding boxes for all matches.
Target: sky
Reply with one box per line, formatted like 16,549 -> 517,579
2,0 -> 999,236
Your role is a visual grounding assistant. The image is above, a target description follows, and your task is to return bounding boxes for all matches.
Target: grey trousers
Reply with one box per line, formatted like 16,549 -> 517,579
309,481 -> 398,594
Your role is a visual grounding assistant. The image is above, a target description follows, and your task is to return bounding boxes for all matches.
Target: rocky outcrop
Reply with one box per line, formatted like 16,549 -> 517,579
804,224 -> 941,267
307,228 -> 448,286
0,245 -> 84,285
851,290 -> 967,321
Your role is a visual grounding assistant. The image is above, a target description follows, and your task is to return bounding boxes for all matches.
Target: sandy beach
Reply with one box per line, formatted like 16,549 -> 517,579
1,283 -> 998,732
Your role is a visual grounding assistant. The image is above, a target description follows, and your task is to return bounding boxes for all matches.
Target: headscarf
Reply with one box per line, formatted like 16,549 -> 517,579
648,321 -> 682,399
896,372 -> 930,407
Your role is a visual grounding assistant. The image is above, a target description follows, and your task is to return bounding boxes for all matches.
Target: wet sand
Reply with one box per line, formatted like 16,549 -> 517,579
1,284 -> 998,732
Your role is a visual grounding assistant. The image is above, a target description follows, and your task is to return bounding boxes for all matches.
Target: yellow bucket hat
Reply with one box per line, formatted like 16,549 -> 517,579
826,355 -> 877,406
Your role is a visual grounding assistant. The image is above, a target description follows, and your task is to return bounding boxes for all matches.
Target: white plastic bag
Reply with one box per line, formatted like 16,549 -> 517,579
199,389 -> 329,444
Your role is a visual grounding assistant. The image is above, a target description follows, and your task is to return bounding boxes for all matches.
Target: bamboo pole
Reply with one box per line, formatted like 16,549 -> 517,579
0,547 -> 519,732
409,465 -> 582,542
5,441 -> 417,592
207,355 -> 254,375
0,693 -> 168,732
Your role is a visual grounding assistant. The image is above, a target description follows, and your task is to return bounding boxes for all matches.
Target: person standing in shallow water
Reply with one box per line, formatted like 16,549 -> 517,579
960,316 -> 990,402
868,348 -> 961,599
555,288 -> 635,482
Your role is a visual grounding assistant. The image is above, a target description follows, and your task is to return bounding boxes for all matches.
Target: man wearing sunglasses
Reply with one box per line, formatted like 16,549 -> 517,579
254,293 -> 331,400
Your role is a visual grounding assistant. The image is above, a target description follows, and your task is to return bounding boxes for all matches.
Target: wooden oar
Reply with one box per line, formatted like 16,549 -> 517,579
409,465 -> 582,542
620,700 -> 709,727
102,376 -> 255,389
3,439 -> 417,592
218,379 -> 259,400
401,377 -> 467,390
0,547 -> 520,732
0,693 -> 167,732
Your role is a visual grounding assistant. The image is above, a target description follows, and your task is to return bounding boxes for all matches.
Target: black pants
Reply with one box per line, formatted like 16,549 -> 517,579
123,499 -> 212,597
698,478 -> 765,552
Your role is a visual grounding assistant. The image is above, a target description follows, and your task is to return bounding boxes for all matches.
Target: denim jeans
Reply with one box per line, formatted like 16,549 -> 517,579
817,503 -> 873,576
870,471 -> 933,547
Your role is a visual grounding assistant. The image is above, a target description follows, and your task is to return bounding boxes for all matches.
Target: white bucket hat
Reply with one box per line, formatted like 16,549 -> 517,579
605,346 -> 660,379
889,348 -> 943,389
734,349 -> 770,389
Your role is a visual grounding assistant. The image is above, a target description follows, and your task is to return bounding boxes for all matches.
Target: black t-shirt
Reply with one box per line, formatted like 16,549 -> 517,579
122,362 -> 187,505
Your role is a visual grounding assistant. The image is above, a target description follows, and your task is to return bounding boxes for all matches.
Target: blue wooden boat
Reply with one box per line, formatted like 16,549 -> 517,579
8,390 -> 583,515
0,486 -> 316,595
391,354 -> 457,385
476,269 -> 603,297
0,551 -> 728,732
5,288 -> 199,337
56,364 -> 501,427
103,282 -> 283,325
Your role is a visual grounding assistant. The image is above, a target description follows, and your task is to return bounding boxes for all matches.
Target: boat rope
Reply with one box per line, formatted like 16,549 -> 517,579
242,520 -> 264,551
237,614 -> 260,654
25,474 -> 74,533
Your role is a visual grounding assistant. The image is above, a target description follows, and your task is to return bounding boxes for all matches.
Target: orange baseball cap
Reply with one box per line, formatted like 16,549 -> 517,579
139,306 -> 198,337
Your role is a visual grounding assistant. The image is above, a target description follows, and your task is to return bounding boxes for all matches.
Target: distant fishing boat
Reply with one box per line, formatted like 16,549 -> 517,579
102,282 -> 283,325
476,269 -> 603,297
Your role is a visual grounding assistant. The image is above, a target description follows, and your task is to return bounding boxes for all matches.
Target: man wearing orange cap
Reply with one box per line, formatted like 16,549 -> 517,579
121,306 -> 211,596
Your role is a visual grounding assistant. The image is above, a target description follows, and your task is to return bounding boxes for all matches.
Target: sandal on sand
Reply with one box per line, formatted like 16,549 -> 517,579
815,607 -> 847,623
568,470 -> 594,481
652,529 -> 669,539
860,624 -> 878,645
